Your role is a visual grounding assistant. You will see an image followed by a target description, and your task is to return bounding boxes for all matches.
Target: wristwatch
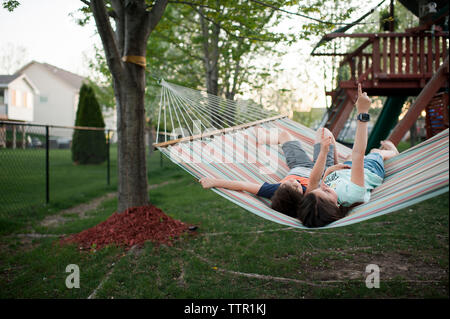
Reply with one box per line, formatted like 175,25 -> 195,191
357,113 -> 370,122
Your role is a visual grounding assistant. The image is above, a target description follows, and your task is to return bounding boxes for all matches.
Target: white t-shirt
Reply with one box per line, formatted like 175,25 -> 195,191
323,168 -> 384,207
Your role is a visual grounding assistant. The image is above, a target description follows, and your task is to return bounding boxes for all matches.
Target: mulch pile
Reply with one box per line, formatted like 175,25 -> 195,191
60,205 -> 192,250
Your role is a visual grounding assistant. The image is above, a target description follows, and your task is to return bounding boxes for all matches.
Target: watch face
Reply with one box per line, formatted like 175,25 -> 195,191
358,113 -> 370,122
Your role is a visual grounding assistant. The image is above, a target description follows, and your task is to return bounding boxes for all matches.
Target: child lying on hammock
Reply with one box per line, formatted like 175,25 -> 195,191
199,126 -> 340,218
298,83 -> 399,228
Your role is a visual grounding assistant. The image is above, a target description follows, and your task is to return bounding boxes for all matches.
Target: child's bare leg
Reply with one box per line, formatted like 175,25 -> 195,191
370,140 -> 399,161
380,140 -> 399,154
255,126 -> 293,145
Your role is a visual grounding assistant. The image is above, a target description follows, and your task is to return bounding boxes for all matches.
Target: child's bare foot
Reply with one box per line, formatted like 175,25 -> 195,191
380,140 -> 399,155
253,126 -> 266,144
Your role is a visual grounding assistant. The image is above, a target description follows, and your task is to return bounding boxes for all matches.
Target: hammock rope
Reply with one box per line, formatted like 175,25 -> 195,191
154,80 -> 449,229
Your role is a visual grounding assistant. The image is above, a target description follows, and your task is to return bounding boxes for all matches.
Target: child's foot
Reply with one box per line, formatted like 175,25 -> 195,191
380,140 -> 399,155
253,126 -> 266,145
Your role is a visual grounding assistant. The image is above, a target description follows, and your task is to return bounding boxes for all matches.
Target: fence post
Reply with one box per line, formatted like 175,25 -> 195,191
12,125 -> 16,149
106,129 -> 110,185
45,125 -> 49,204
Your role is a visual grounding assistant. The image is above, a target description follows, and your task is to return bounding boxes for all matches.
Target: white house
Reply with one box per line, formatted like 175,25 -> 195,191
15,61 -> 86,139
0,73 -> 39,122
16,61 -> 118,141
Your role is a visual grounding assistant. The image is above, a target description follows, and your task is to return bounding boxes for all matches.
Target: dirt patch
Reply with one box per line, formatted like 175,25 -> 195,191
40,192 -> 117,227
59,204 -> 191,250
307,251 -> 448,282
40,181 -> 174,228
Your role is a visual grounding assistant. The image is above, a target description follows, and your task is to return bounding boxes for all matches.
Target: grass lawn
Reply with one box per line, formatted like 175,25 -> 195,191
0,146 -> 118,235
0,144 -> 448,299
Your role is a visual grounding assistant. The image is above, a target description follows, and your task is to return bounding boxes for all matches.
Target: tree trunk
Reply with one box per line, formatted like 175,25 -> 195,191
199,7 -> 222,128
90,0 -> 168,213
115,68 -> 149,213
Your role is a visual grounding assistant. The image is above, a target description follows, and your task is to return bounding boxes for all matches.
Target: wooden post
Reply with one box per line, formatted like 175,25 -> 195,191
405,36 -> 410,73
329,89 -> 357,138
390,37 -> 396,74
435,36 -> 441,71
412,36 -> 418,74
388,56 -> 449,145
382,37 -> 388,73
398,36 -> 403,74
410,121 -> 417,147
427,36 -> 433,74
389,0 -> 394,32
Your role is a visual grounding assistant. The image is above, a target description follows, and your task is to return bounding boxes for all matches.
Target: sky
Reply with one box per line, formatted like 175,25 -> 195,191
0,0 -> 99,76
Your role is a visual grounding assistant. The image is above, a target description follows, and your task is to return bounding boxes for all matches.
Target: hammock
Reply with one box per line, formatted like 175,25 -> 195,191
154,80 -> 449,229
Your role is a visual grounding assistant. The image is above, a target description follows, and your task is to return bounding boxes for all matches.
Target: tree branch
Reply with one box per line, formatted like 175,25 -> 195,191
191,4 -> 274,43
153,33 -> 203,61
146,0 -> 169,36
110,0 -> 125,55
81,0 -> 118,19
167,1 -> 215,9
249,0 -> 379,26
90,0 -> 123,78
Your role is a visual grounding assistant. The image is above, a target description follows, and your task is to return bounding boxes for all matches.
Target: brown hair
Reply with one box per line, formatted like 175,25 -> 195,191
270,184 -> 304,218
297,193 -> 353,228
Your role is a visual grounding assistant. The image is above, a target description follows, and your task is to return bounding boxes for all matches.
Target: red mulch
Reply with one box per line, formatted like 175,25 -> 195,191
60,205 -> 191,250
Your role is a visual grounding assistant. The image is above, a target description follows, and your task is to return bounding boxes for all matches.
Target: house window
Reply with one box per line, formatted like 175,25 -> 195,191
0,89 -> 4,105
16,90 -> 22,107
23,92 -> 28,108
40,95 -> 48,103
10,89 -> 16,106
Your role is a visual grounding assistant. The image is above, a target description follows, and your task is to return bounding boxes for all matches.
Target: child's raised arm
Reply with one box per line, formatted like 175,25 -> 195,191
351,83 -> 371,188
306,129 -> 332,194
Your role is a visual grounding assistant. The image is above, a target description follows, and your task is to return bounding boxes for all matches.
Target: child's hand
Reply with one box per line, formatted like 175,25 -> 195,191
332,163 -> 351,170
199,177 -> 216,189
355,83 -> 371,113
320,128 -> 332,152
325,163 -> 351,176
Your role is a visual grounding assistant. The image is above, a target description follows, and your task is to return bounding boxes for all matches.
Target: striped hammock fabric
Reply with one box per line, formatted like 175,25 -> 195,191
157,118 -> 448,229
154,80 -> 449,229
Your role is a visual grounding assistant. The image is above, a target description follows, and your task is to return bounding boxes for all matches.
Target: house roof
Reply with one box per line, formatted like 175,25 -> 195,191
15,61 -> 86,90
0,74 -> 40,93
0,74 -> 21,87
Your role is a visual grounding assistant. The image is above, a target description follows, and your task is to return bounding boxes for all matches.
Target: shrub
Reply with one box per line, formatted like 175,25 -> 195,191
71,84 -> 107,164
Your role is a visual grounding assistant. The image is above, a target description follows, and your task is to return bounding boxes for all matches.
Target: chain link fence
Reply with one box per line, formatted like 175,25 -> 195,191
0,121 -> 117,218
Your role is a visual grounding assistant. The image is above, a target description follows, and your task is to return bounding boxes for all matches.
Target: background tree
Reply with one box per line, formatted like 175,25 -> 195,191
141,0 -> 356,130
0,43 -> 29,74
72,84 -> 107,164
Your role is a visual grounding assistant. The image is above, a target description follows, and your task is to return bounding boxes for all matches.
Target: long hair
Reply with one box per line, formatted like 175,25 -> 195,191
270,184 -> 304,218
297,193 -> 352,228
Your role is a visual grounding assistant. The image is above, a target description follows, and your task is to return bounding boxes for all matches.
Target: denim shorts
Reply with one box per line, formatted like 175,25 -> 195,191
281,140 -> 335,170
343,153 -> 385,178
